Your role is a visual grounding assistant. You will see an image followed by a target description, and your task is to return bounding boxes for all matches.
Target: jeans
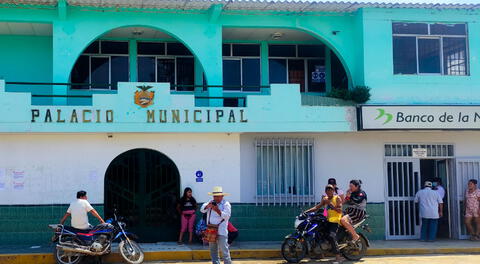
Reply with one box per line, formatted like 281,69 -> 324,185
209,235 -> 231,264
420,218 -> 439,241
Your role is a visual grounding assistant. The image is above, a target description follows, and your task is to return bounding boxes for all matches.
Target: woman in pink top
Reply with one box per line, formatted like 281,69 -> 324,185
465,179 -> 480,241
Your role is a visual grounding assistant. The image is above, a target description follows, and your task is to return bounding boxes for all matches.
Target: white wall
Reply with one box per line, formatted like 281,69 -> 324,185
240,131 -> 480,203
0,133 -> 241,205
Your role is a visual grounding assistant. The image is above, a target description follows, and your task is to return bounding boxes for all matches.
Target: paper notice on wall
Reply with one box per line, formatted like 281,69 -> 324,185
0,168 -> 5,190
11,170 -> 25,190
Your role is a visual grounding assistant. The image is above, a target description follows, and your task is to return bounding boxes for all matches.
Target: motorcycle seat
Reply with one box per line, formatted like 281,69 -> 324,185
63,225 -> 92,234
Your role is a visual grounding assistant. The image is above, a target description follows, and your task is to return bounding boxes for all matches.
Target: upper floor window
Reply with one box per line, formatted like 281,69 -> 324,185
268,44 -> 325,92
392,22 -> 468,76
137,42 -> 195,92
222,43 -> 261,92
71,41 -> 129,90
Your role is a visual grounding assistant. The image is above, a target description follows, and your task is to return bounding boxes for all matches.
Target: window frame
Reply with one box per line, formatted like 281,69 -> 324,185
392,22 -> 469,76
268,44 -> 326,93
222,43 -> 262,92
137,54 -> 195,91
73,53 -> 130,91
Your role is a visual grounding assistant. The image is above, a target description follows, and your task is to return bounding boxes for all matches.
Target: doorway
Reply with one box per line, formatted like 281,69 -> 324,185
420,159 -> 450,239
104,148 -> 180,242
384,144 -> 455,240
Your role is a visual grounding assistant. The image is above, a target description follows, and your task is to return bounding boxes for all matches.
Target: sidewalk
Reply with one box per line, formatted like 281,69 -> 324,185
1,240 -> 480,264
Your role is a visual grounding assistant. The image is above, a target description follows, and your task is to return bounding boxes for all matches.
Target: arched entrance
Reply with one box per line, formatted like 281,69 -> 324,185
104,148 -> 180,242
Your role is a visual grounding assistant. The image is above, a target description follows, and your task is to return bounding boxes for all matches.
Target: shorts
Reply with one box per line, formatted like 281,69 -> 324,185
344,208 -> 366,225
465,209 -> 480,218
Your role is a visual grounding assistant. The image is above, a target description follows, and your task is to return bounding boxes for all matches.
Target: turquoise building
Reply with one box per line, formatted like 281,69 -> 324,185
1,0 -> 480,245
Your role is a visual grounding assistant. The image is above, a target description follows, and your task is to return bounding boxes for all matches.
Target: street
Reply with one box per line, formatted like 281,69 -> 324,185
142,254 -> 480,264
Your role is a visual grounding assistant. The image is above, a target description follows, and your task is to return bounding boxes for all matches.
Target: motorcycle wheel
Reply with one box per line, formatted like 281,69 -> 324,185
341,236 -> 368,261
119,240 -> 144,264
53,237 -> 83,264
281,237 -> 307,263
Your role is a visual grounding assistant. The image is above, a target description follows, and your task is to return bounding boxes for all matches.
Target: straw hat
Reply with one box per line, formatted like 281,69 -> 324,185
208,186 -> 230,196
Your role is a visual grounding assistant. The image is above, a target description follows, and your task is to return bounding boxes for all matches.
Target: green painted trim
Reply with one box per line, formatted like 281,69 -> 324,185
260,41 -> 269,90
223,40 -> 322,45
57,0 -> 67,20
129,40 -> 138,82
194,57 -> 204,92
208,4 -> 223,23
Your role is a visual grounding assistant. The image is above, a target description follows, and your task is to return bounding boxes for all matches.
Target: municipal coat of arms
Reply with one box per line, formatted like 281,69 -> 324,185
134,85 -> 155,108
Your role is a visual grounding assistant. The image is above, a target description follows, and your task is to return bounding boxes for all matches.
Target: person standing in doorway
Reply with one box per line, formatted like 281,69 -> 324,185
414,181 -> 443,242
177,187 -> 197,244
59,190 -> 105,230
200,186 -> 232,264
464,179 -> 480,241
433,177 -> 446,200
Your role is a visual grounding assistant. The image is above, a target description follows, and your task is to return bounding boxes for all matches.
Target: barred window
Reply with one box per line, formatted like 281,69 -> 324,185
255,139 -> 315,206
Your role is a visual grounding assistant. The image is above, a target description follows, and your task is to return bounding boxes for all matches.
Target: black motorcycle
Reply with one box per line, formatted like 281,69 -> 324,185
281,212 -> 370,263
49,212 -> 144,264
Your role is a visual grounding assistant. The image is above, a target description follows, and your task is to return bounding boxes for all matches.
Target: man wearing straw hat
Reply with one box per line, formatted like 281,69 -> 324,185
200,186 -> 232,264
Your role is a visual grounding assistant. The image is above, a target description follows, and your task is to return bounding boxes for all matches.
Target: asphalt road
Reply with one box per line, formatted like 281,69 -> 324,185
143,254 -> 480,264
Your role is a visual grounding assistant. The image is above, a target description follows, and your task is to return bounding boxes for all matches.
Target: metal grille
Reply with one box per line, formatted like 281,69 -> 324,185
454,159 -> 480,239
385,159 -> 421,239
385,144 -> 454,158
255,138 -> 315,206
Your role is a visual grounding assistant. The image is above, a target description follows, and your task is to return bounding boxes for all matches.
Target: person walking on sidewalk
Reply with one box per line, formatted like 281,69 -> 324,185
177,187 -> 198,244
200,186 -> 232,264
414,181 -> 443,242
464,179 -> 480,241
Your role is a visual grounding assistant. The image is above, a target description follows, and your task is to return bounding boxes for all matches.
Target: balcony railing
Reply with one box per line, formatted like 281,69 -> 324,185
5,82 -> 271,107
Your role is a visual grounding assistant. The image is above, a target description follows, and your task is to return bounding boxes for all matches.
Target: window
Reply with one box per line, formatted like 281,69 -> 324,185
268,44 -> 325,92
71,41 -> 129,90
222,44 -> 261,92
392,22 -> 468,75
255,138 -> 315,206
137,42 -> 195,91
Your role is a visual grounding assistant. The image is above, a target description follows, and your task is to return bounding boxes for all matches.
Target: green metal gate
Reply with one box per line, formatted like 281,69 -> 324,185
104,148 -> 180,242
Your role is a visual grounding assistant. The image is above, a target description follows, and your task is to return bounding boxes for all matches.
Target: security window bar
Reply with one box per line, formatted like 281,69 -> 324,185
268,44 -> 326,93
71,40 -> 129,90
384,144 -> 454,158
222,43 -> 261,92
255,138 -> 315,206
392,22 -> 468,76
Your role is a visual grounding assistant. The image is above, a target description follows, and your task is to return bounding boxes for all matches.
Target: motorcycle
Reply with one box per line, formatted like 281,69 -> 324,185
281,212 -> 370,263
48,212 -> 144,264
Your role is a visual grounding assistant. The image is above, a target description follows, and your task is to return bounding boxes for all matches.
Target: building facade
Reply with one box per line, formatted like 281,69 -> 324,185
1,0 -> 480,245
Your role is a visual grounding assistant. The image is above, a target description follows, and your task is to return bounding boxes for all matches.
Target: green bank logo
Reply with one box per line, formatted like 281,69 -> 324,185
375,108 -> 393,124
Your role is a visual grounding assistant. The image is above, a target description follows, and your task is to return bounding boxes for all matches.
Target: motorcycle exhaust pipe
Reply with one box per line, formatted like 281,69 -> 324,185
56,245 -> 102,256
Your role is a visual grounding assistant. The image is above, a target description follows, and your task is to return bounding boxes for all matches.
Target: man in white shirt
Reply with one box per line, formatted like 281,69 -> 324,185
200,186 -> 232,264
414,181 -> 443,242
433,177 -> 446,200
59,190 -> 105,230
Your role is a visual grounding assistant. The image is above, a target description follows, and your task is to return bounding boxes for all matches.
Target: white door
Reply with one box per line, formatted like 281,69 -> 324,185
454,159 -> 480,239
385,158 -> 421,239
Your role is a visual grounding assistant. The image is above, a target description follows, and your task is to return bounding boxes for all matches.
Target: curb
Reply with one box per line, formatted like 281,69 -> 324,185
1,247 -> 480,263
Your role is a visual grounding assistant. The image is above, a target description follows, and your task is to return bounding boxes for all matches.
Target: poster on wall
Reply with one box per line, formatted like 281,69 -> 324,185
0,168 -> 5,190
11,169 -> 25,190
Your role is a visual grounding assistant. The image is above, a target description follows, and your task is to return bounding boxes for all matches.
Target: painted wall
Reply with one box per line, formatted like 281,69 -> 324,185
0,35 -> 53,104
0,133 -> 241,205
362,8 -> 480,104
240,131 -> 480,203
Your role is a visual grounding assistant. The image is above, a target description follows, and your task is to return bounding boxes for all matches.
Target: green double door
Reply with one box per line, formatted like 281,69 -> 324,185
104,148 -> 180,242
